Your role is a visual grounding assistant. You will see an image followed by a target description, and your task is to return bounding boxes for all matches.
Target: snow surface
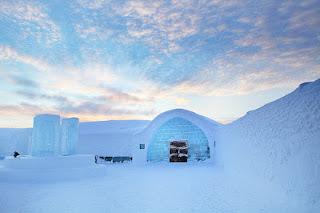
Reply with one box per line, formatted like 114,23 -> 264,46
1,162 -> 316,213
216,79 -> 320,207
0,79 -> 319,212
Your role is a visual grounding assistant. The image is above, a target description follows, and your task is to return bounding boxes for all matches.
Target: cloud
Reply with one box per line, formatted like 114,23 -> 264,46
0,97 -> 156,123
287,7 -> 320,32
120,0 -> 209,54
74,24 -> 113,41
15,90 -> 73,107
76,0 -> 110,10
0,0 -> 60,45
0,46 -> 120,94
7,75 -> 39,88
58,101 -> 155,117
74,0 -> 239,55
0,102 -> 51,116
172,45 -> 320,96
72,0 -> 317,88
98,85 -> 153,103
16,91 -> 38,99
0,45 -> 51,72
0,46 -> 160,121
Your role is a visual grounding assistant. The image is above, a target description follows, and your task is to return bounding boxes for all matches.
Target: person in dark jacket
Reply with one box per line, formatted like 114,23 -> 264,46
13,151 -> 20,158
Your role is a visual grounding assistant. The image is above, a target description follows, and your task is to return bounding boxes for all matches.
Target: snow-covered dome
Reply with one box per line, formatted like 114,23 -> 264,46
133,109 -> 220,163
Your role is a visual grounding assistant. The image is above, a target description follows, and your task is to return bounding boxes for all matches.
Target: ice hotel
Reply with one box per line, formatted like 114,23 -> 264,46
24,109 -> 218,163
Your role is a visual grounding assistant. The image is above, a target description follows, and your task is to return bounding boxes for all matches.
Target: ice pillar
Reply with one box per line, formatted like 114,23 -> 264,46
31,114 -> 61,156
60,118 -> 79,155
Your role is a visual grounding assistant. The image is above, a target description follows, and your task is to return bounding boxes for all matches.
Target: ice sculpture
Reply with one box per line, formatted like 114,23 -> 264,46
31,114 -> 61,156
60,118 -> 79,155
147,117 -> 210,162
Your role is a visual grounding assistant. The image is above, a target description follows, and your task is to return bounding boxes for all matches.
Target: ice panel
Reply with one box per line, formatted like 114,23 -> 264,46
60,118 -> 79,155
31,114 -> 60,156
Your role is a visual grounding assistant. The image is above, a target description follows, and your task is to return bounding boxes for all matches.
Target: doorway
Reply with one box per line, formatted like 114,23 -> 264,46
169,141 -> 188,162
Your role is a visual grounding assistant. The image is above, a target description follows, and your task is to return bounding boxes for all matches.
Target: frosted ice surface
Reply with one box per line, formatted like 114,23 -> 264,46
31,114 -> 60,156
60,118 -> 79,155
147,117 -> 210,162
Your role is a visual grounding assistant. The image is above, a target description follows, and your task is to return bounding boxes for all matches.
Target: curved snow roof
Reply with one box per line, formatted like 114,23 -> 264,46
136,108 -> 221,146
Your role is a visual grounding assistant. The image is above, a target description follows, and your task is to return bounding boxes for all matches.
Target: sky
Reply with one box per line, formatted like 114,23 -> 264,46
0,0 -> 319,127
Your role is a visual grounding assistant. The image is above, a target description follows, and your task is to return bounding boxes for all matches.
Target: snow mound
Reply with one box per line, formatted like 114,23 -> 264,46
217,79 -> 320,205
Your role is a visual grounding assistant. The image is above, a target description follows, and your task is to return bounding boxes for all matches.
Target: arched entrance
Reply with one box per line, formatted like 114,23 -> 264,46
147,117 -> 210,162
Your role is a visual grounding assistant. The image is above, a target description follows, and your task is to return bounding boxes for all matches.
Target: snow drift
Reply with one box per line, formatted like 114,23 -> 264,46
216,79 -> 320,206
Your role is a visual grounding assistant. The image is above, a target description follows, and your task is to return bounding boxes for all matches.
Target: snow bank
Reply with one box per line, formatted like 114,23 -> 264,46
77,120 -> 150,156
217,79 -> 320,205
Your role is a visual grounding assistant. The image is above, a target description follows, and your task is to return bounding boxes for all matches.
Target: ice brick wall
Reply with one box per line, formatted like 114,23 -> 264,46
147,117 -> 210,162
60,118 -> 79,155
31,114 -> 61,156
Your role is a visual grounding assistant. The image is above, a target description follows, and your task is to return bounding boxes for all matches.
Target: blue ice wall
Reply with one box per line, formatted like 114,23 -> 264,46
147,117 -> 210,162
60,118 -> 79,155
31,114 -> 60,156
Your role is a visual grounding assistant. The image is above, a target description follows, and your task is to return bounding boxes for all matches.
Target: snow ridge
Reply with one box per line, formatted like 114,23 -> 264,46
217,78 -> 320,206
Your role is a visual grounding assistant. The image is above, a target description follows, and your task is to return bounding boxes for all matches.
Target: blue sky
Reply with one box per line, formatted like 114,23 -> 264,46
0,0 -> 319,127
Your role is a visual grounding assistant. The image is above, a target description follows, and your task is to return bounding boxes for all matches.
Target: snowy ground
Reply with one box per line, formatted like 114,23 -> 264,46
0,162 -> 315,213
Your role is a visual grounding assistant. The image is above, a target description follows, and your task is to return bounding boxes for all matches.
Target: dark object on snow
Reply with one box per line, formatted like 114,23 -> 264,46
104,156 -> 113,162
13,151 -> 20,158
112,156 -> 132,163
95,155 -> 132,164
98,156 -> 112,162
95,155 -> 113,163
